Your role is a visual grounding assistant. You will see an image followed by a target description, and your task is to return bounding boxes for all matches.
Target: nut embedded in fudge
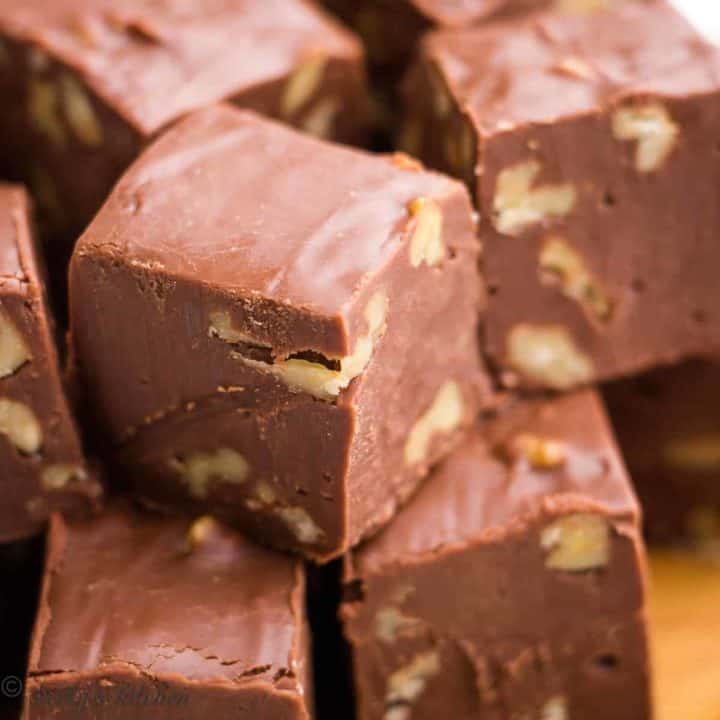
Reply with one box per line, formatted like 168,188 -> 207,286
24,505 -> 311,720
0,183 -> 100,543
403,0 -> 720,389
342,389 -> 651,720
69,106 -> 488,561
604,359 -> 720,544
0,0 -> 368,241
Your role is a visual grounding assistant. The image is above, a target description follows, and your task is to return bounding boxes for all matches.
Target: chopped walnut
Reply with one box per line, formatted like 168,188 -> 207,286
506,325 -> 594,389
612,103 -> 679,173
42,464 -> 88,491
170,448 -> 250,498
301,97 -> 339,139
408,197 -> 444,268
0,398 -> 42,454
515,434 -> 567,470
405,381 -> 464,465
541,695 -> 569,720
282,53 -> 328,117
28,79 -> 66,147
186,515 -> 220,548
540,237 -> 612,321
385,651 -> 440,719
375,607 -> 422,643
275,506 -> 324,544
541,514 -> 610,571
61,74 -> 104,147
493,160 -> 577,236
0,310 -> 31,378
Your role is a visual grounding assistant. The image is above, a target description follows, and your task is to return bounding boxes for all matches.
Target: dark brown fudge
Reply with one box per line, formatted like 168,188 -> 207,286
605,359 -> 720,545
0,184 -> 100,543
0,0 -> 367,243
404,0 -> 720,389
25,505 -> 311,720
342,389 -> 651,720
69,105 -> 488,561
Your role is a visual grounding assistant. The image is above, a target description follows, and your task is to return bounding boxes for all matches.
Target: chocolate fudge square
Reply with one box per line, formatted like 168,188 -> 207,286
69,105 -> 487,561
25,506 -> 311,720
404,0 -> 720,389
605,359 -> 720,544
322,0 -> 550,76
0,0 -> 367,242
342,390 -> 651,720
0,184 -> 100,543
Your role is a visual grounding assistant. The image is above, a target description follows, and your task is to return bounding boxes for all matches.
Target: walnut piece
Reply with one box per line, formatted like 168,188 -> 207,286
61,74 -> 103,147
405,380 -> 464,466
541,514 -> 609,571
42,464 -> 88,491
186,515 -> 220,548
612,103 -> 679,173
540,237 -> 612,320
408,197 -> 444,268
515,434 -> 567,470
391,153 -> 423,172
217,290 -> 388,400
0,310 -> 31,378
0,398 -> 42,454
275,506 -> 324,544
28,79 -> 66,147
170,448 -> 250,498
541,696 -> 569,720
493,160 -> 576,236
375,607 -> 422,643
663,434 -> 720,471
385,651 -> 440,719
282,53 -> 328,117
301,97 -> 339,139
506,324 -> 594,389
208,311 -> 269,346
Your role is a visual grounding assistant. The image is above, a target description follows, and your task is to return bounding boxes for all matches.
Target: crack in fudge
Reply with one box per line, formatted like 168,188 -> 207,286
69,106 -> 489,561
605,359 -> 720,545
0,0 -> 368,243
403,0 -> 720,389
0,183 -> 100,543
24,505 -> 311,720
342,389 -> 651,720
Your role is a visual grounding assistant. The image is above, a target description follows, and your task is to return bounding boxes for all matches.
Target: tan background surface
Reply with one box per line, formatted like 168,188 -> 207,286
651,552 -> 720,720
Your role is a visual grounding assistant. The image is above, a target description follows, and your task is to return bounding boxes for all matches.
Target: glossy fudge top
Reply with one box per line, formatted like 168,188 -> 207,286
75,105 -> 466,344
422,0 -> 720,133
355,389 -> 638,574
0,185 -> 25,280
30,507 -> 306,687
0,0 -> 361,135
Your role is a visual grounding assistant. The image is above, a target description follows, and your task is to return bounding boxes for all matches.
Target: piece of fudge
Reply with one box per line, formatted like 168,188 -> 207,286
69,106 -> 487,561
322,0 -> 551,77
0,184 -> 100,543
605,359 -> 720,545
403,0 -> 720,389
342,389 -> 652,720
0,0 -> 367,244
25,505 -> 311,720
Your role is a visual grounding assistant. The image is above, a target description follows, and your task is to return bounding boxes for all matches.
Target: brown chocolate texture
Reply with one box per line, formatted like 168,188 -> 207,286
605,359 -> 720,545
69,106 -> 488,561
322,0 -> 550,74
404,0 -> 720,389
342,389 -> 651,720
0,183 -> 100,543
25,505 -> 311,720
0,0 -> 368,243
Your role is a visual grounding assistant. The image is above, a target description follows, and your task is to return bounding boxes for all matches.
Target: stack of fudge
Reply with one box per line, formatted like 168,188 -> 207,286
1,0 -> 718,718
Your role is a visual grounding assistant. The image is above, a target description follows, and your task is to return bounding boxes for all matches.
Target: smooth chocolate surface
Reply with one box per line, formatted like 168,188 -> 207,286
70,106 -> 488,560
0,0 -> 367,241
605,359 -> 720,544
404,0 -> 720,389
25,505 -> 311,719
343,389 -> 651,719
0,184 -> 100,543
